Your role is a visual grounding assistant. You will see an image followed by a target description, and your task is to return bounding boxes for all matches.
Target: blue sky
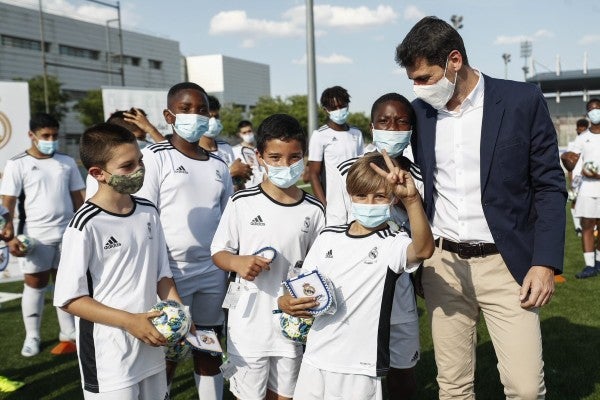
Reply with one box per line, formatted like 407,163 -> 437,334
6,0 -> 600,113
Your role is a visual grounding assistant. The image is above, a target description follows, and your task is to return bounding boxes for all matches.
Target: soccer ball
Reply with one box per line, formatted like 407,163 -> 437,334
0,215 -> 5,231
164,339 -> 191,362
16,234 -> 35,254
150,300 -> 191,344
584,161 -> 599,174
280,313 -> 314,344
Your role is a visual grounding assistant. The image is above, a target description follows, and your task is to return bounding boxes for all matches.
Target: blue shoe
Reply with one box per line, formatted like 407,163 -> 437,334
575,266 -> 598,279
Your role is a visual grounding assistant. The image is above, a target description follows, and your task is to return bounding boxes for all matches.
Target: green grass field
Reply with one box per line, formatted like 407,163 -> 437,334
1,207 -> 599,399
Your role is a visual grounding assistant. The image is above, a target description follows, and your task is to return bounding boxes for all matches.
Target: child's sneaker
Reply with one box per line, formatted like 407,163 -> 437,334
575,266 -> 598,279
21,337 -> 40,357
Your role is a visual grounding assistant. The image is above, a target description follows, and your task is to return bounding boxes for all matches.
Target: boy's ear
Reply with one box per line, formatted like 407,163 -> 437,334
88,166 -> 107,183
163,109 -> 175,124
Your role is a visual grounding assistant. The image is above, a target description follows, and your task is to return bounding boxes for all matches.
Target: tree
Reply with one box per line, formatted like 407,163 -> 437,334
347,112 -> 371,142
218,103 -> 245,138
74,90 -> 104,128
16,75 -> 69,121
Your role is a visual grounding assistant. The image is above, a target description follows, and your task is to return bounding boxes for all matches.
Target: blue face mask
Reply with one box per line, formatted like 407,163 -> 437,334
588,109 -> 600,125
328,107 -> 349,125
169,111 -> 209,143
205,117 -> 223,138
372,128 -> 412,158
36,139 -> 58,155
351,202 -> 391,228
265,159 -> 304,188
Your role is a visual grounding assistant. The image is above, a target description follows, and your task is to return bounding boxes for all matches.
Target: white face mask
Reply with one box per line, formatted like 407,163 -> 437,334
206,117 -> 223,138
588,109 -> 600,125
372,128 -> 412,158
413,58 -> 457,110
240,132 -> 255,144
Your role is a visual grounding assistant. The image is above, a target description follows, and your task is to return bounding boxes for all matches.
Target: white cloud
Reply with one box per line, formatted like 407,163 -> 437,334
403,5 -> 425,21
292,53 -> 353,65
210,5 -> 397,47
392,67 -> 406,75
579,34 -> 600,45
494,29 -> 554,45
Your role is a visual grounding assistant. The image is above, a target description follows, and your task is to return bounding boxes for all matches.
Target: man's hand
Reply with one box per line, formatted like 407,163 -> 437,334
7,237 -> 26,257
519,265 -> 555,309
123,311 -> 168,347
0,219 -> 14,242
278,293 -> 318,318
231,255 -> 271,281
229,159 -> 252,180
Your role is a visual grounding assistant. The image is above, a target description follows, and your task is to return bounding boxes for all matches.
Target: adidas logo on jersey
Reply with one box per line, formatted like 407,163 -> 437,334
174,165 -> 188,174
103,236 -> 122,250
31,166 -> 39,171
250,215 -> 265,226
331,136 -> 338,141
411,350 -> 420,363
325,249 -> 333,258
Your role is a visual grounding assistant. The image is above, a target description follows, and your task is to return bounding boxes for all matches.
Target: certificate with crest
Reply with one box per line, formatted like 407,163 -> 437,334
283,270 -> 335,316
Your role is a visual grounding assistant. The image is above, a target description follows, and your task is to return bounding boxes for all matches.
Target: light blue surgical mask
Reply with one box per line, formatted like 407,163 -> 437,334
265,159 -> 304,188
588,109 -> 600,125
328,107 -> 349,125
36,139 -> 58,155
351,202 -> 391,228
169,111 -> 209,143
206,117 -> 223,138
372,128 -> 412,158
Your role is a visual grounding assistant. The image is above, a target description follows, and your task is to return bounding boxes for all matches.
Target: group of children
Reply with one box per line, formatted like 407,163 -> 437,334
1,81 -> 436,400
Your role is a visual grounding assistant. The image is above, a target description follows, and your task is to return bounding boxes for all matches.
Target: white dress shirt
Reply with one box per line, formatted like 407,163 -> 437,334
431,71 -> 494,243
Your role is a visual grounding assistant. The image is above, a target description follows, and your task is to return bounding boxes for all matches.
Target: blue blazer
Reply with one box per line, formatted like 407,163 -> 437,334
411,74 -> 567,284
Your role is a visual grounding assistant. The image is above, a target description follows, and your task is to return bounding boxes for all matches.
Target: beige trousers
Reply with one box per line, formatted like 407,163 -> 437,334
421,246 -> 546,400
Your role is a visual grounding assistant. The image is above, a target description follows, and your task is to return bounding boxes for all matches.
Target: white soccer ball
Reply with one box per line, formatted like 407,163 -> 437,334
16,234 -> 35,254
150,300 -> 191,344
584,161 -> 599,174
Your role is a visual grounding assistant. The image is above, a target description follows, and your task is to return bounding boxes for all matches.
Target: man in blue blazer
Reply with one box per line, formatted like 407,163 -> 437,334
396,17 -> 566,400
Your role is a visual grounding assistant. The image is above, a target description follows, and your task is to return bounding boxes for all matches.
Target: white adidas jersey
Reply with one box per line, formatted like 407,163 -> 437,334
301,224 -> 418,377
213,139 -> 235,167
232,144 -> 265,188
308,124 -> 364,219
211,185 -> 325,357
53,197 -> 172,393
0,151 -> 85,243
326,149 -> 423,325
136,141 -> 234,286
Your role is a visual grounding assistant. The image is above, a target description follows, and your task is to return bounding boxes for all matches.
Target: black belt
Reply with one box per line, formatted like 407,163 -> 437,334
435,238 -> 499,259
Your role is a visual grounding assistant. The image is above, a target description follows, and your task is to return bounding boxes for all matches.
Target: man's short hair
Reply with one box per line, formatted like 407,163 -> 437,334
320,86 -> 350,110
237,120 -> 252,131
577,118 -> 590,129
167,82 -> 207,107
396,16 -> 469,69
586,98 -> 600,110
30,113 -> 59,132
207,95 -> 221,112
80,123 -> 136,170
370,93 -> 415,125
106,109 -> 146,135
346,152 -> 393,198
256,114 -> 306,154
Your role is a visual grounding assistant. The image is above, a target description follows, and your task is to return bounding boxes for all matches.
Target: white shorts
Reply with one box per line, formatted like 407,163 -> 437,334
389,320 -> 420,369
83,371 -> 167,400
228,354 -> 301,399
294,363 -> 382,400
179,269 -> 227,327
574,196 -> 600,218
18,241 -> 61,274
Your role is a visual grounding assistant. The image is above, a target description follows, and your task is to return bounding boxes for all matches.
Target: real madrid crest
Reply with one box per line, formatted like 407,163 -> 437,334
301,216 -> 310,233
364,246 -> 378,264
302,282 -> 316,296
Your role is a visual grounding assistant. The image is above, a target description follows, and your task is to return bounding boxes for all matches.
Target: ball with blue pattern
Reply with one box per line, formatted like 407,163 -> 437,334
280,313 -> 313,343
150,300 -> 191,344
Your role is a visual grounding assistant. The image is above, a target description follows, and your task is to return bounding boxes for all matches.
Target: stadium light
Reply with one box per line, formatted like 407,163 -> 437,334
502,53 -> 511,79
450,15 -> 463,30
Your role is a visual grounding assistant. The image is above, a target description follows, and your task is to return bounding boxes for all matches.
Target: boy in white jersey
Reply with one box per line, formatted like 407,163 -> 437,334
200,95 -> 252,191
328,93 -> 423,399
232,120 -> 265,188
0,113 -> 85,357
307,85 -> 364,215
283,152 -> 434,400
53,123 -> 184,399
212,114 -> 325,400
136,82 -> 233,400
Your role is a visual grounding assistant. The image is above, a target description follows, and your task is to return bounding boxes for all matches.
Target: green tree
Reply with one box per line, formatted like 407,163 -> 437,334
16,75 -> 69,121
250,96 -> 291,129
74,89 -> 104,128
219,103 -> 245,138
347,112 -> 371,142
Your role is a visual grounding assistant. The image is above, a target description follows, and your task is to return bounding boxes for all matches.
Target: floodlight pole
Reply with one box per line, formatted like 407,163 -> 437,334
306,0 -> 318,140
38,0 -> 50,113
502,53 -> 511,79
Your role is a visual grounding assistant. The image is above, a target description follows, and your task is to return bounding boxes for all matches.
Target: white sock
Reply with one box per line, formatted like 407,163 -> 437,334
584,252 -> 595,267
56,306 -> 75,340
595,250 -> 600,265
571,208 -> 581,230
194,372 -> 223,400
22,285 -> 45,339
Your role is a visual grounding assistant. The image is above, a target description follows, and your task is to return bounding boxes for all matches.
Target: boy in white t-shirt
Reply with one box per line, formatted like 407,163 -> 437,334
0,113 -> 85,357
307,86 -> 364,218
212,114 -> 325,400
54,123 -> 185,399
135,82 -> 233,400
282,151 -> 434,400
232,120 -> 265,188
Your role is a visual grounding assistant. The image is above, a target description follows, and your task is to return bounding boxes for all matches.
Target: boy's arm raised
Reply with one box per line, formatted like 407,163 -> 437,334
62,296 -> 167,347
